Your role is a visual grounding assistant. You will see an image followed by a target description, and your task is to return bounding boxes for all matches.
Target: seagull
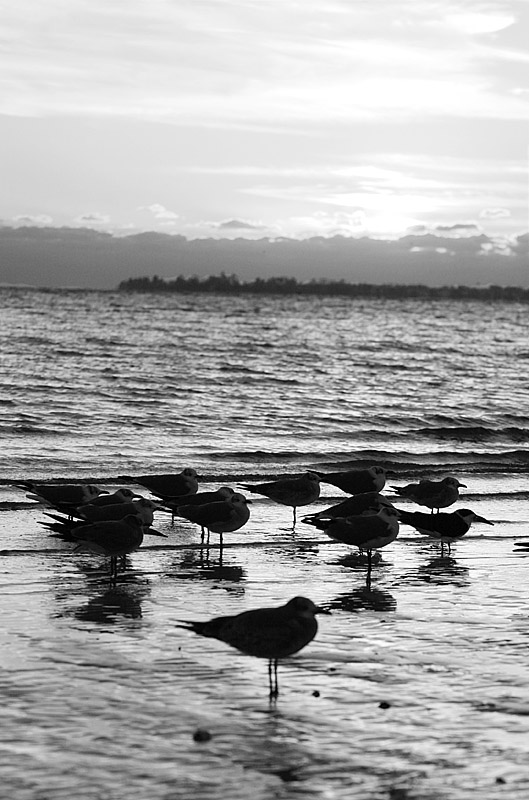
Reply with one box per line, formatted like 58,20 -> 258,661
76,497 -> 163,525
306,506 -> 400,578
177,596 -> 328,698
313,466 -> 386,495
40,508 -> 163,538
398,508 -> 493,553
84,488 -> 143,507
161,486 -> 235,524
14,482 -> 107,515
238,471 -> 320,527
303,491 -> 394,524
68,514 -> 167,580
118,468 -> 200,499
176,492 -> 251,547
391,477 -> 466,513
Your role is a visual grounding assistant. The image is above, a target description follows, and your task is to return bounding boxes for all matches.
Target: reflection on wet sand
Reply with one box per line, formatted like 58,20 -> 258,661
233,708 -> 314,783
173,549 -> 246,582
328,586 -> 397,613
415,555 -> 470,586
54,578 -> 151,624
72,584 -> 149,623
333,550 -> 393,588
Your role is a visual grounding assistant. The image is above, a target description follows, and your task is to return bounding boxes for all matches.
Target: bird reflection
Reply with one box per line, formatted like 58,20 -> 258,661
415,555 -> 470,586
328,586 -> 397,613
169,549 -> 246,584
334,550 -> 391,588
59,582 -> 150,624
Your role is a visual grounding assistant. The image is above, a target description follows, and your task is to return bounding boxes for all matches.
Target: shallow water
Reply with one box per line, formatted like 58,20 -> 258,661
1,288 -> 529,798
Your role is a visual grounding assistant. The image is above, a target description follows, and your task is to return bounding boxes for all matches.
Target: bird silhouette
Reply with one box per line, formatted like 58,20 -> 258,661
69,514 -> 167,580
306,506 -> 400,582
398,507 -> 493,553
303,491 -> 393,524
177,596 -> 328,698
238,471 -> 320,528
161,486 -> 235,523
392,477 -> 466,513
176,492 -> 251,547
118,468 -> 199,499
85,488 -> 143,507
76,497 -> 163,525
15,482 -> 107,516
313,466 -> 386,495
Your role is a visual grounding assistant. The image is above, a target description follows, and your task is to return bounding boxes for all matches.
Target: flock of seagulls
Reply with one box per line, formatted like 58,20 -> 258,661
14,464 -> 498,697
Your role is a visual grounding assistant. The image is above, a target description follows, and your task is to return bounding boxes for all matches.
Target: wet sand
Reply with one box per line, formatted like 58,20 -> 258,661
1,483 -> 529,799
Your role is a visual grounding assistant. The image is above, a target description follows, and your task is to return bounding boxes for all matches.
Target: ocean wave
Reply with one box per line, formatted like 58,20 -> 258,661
415,426 -> 529,443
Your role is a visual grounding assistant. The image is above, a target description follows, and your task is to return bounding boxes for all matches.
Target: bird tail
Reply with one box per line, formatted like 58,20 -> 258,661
176,620 -> 208,635
13,481 -> 34,491
301,516 -> 327,530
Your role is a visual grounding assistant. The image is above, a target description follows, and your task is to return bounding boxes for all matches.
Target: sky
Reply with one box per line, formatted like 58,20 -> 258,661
1,0 -> 528,248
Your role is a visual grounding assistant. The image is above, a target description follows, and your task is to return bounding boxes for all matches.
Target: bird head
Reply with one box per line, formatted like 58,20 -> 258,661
285,597 -> 331,615
444,477 -> 467,488
456,509 -> 493,525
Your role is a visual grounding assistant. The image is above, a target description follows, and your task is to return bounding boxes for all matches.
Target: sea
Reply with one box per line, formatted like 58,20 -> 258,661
1,286 -> 528,799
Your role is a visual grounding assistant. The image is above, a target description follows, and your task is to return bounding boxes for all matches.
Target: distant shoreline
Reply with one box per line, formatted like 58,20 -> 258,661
117,274 -> 529,301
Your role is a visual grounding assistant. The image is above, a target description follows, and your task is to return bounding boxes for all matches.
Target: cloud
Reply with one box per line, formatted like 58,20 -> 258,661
140,204 -> 179,221
479,207 -> 511,219
13,214 -> 53,225
74,212 -> 111,225
1,0 -> 527,125
216,219 -> 267,231
433,223 -> 482,236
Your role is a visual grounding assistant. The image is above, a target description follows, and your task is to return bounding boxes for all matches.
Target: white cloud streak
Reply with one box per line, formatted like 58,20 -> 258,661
1,0 -> 527,124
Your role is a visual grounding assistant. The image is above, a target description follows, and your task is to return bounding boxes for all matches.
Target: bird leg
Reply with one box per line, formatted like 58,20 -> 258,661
366,549 -> 373,589
268,659 -> 279,700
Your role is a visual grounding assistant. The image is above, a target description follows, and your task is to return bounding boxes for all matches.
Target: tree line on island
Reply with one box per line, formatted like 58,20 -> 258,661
118,273 -> 529,302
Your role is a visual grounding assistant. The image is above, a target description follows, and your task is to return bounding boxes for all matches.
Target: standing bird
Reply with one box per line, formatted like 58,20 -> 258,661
238,471 -> 320,528
84,488 -> 143,507
177,596 -> 328,698
398,508 -> 493,553
15,482 -> 107,516
391,477 -> 466,513
176,492 -> 251,547
161,486 -> 235,524
118,468 -> 199,499
69,514 -> 167,580
76,497 -> 163,525
306,506 -> 400,583
303,491 -> 394,524
313,466 -> 386,495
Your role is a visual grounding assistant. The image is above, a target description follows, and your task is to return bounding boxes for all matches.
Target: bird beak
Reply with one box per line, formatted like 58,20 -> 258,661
458,482 -> 467,488
144,528 -> 168,537
475,515 -> 494,525
315,605 -> 332,615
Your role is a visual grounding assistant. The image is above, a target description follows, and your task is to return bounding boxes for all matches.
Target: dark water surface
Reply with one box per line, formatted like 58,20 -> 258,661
1,288 -> 528,798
